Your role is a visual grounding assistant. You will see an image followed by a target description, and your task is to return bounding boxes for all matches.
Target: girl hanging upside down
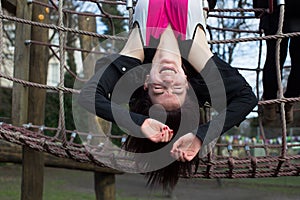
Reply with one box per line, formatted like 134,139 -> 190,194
78,0 -> 257,190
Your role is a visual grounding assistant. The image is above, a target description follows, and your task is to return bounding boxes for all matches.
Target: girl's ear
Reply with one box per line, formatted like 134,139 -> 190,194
144,75 -> 150,90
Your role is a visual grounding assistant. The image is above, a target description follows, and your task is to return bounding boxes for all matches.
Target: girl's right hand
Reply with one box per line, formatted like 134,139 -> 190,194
141,118 -> 174,143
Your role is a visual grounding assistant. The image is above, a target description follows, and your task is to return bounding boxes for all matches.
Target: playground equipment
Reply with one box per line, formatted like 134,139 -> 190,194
0,0 -> 299,200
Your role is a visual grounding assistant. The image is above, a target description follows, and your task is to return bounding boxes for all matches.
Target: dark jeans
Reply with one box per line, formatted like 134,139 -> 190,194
262,22 -> 300,100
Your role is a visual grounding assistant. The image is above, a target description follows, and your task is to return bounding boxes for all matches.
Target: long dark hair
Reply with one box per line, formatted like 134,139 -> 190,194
123,87 -> 200,190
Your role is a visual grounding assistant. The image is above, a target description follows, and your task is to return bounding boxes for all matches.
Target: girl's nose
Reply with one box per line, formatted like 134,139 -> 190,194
162,76 -> 174,83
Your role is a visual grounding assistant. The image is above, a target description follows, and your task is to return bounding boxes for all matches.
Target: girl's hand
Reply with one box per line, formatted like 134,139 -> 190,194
170,133 -> 202,162
141,118 -> 173,143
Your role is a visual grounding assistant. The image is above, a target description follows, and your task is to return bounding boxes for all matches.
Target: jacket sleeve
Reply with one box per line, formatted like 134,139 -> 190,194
77,54 -> 148,136
195,55 -> 258,143
196,85 -> 257,143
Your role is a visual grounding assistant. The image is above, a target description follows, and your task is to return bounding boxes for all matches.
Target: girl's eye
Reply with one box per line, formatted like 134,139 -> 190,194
151,84 -> 163,90
153,88 -> 163,94
173,87 -> 183,94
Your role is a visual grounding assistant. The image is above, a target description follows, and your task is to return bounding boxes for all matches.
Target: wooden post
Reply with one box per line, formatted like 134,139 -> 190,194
11,0 -> 32,199
78,14 -> 116,200
94,173 -> 116,200
12,0 -> 31,126
21,1 -> 49,200
11,0 -> 49,199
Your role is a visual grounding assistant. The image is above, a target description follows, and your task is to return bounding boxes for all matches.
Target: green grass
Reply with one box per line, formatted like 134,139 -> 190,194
0,173 -> 21,200
116,195 -> 143,200
0,164 -> 145,200
221,176 -> 300,196
43,192 -> 93,200
0,164 -> 299,200
0,176 -> 137,200
0,176 -> 95,200
43,180 -> 94,200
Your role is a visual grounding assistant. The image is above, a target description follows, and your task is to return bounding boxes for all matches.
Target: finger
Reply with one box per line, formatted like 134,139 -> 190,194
170,146 -> 177,154
159,128 -> 165,142
183,152 -> 191,162
175,150 -> 181,160
170,144 -> 177,153
163,133 -> 169,142
164,126 -> 173,142
178,150 -> 186,162
171,139 -> 182,153
161,127 -> 168,142
170,148 -> 179,158
175,149 -> 181,161
161,132 -> 166,142
165,128 -> 172,142
168,130 -> 174,141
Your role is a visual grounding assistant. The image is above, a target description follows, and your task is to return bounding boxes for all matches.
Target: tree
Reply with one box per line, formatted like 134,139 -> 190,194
208,0 -> 258,64
99,0 -> 128,52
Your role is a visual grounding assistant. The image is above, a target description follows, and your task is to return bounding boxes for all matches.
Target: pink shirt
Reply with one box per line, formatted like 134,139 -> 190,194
133,0 -> 206,46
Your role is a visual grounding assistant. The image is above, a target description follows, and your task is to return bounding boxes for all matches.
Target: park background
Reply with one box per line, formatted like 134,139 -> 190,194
0,0 -> 299,199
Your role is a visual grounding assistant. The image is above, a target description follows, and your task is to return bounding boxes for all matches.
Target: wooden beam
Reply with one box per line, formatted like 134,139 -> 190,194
1,0 -> 16,14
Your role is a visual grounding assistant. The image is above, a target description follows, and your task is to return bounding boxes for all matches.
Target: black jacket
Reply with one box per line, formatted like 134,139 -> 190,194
78,54 -> 257,142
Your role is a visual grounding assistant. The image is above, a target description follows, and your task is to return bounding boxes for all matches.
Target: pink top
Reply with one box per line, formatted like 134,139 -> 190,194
133,0 -> 206,46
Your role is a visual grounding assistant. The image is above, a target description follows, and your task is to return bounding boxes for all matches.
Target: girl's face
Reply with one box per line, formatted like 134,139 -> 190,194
144,48 -> 188,111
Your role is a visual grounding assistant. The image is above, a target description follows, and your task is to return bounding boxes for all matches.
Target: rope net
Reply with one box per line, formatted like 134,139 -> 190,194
0,0 -> 299,179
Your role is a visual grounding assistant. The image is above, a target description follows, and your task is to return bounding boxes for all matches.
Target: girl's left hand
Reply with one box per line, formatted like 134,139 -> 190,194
170,133 -> 202,162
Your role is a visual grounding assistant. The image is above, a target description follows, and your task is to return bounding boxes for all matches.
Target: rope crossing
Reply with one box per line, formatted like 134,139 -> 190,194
1,122 -> 299,178
0,0 -> 299,179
